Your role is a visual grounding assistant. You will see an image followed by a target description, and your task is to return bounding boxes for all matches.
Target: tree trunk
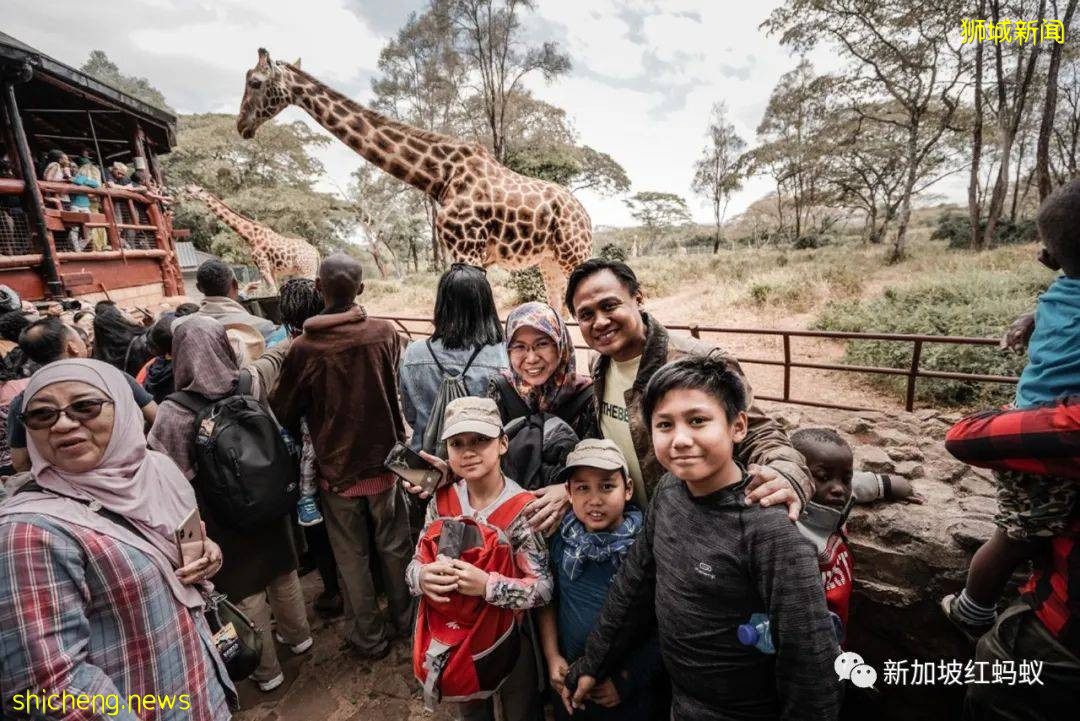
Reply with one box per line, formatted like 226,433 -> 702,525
969,0 -> 986,249
712,199 -> 722,253
1038,0 -> 1078,200
864,206 -> 877,245
369,242 -> 388,279
1010,135 -> 1027,222
890,126 -> 920,263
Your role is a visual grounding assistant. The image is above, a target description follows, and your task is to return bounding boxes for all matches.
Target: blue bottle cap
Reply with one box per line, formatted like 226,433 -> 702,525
737,623 -> 759,646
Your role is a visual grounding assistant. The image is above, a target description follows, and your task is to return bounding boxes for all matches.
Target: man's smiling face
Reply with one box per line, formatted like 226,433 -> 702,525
571,269 -> 646,362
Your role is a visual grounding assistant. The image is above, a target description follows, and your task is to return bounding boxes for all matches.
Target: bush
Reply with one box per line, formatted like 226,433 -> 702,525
599,243 -> 628,262
813,264 -> 1052,407
793,233 -> 827,249
932,212 -> 1038,249
507,267 -> 546,304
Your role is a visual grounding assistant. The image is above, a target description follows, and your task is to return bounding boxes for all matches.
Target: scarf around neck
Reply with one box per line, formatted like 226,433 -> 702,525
559,505 -> 643,580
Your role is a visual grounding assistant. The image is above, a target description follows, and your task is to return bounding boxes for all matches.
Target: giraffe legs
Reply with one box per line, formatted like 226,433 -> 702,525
255,259 -> 277,293
539,257 -> 571,317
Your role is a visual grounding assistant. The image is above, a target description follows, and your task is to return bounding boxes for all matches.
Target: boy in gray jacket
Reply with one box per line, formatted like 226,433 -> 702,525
562,356 -> 841,721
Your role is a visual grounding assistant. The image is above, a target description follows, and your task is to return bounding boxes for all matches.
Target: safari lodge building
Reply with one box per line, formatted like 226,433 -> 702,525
0,32 -> 183,306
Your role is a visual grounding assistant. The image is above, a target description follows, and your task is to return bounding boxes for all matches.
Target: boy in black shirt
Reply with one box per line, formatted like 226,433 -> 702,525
562,356 -> 841,721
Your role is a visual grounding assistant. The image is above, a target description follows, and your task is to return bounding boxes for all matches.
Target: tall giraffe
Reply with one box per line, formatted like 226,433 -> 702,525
236,49 -> 592,311
182,184 -> 320,290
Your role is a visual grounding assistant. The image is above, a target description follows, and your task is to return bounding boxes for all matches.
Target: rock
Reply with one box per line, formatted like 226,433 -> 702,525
950,518 -> 996,551
887,445 -> 924,462
894,460 -> 925,479
869,427 -> 909,446
856,445 -> 895,473
839,417 -> 873,434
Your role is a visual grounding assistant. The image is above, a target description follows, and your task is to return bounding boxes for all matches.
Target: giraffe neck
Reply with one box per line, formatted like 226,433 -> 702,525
197,191 -> 263,248
280,64 -> 469,199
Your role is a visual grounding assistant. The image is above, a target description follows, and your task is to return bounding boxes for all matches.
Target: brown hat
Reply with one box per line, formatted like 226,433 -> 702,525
440,396 -> 504,440
556,438 -> 630,483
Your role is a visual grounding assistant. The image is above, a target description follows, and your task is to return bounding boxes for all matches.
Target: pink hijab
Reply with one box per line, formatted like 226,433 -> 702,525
0,359 -> 203,607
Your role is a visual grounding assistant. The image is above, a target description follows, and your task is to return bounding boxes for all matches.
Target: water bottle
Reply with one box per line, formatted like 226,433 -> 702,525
737,613 -> 775,654
738,611 -> 844,654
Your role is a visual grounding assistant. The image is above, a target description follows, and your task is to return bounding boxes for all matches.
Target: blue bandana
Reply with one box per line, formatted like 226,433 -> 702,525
559,506 -> 643,581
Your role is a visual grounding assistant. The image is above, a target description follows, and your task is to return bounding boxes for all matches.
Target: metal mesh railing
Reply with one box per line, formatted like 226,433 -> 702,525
113,201 -> 158,250
0,208 -> 34,255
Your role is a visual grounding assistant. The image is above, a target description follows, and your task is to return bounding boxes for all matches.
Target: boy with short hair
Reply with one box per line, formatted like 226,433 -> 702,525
943,180 -> 1080,634
563,356 -> 841,721
539,438 -> 661,720
791,427 -> 922,631
407,396 -> 552,721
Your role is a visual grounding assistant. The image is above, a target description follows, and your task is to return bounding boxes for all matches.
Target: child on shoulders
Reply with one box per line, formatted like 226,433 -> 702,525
407,396 -> 552,721
563,356 -> 841,721
942,181 -> 1080,634
539,438 -> 661,721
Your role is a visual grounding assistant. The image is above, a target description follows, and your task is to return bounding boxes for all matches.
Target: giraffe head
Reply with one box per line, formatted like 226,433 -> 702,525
237,48 -> 297,139
180,184 -> 208,201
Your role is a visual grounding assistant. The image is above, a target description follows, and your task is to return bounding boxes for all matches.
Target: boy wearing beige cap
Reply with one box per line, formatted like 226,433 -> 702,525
406,396 -> 552,721
539,439 -> 661,721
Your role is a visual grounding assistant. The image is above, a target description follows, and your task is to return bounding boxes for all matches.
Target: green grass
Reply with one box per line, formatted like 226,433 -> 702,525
814,243 -> 1054,407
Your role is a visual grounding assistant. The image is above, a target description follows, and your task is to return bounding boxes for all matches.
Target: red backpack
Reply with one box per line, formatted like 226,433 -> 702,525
413,483 -> 534,709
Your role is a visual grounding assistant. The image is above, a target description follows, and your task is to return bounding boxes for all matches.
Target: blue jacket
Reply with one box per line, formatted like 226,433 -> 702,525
399,337 -> 508,451
1016,276 -> 1080,408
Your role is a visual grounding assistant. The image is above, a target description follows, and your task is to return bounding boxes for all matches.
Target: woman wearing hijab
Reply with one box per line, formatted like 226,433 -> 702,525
0,359 -> 234,718
488,301 -> 598,534
149,316 -> 311,693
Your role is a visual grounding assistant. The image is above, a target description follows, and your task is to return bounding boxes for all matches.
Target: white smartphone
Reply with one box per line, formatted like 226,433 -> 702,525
174,507 -> 205,566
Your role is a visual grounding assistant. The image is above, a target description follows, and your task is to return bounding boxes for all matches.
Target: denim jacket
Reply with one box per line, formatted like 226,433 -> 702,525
399,337 -> 509,450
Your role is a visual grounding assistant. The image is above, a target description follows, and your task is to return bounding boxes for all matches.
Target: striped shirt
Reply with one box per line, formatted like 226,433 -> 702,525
0,515 -> 234,720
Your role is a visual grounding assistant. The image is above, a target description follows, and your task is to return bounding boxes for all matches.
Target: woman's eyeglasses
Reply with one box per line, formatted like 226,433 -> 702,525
22,399 -> 114,430
507,338 -> 556,358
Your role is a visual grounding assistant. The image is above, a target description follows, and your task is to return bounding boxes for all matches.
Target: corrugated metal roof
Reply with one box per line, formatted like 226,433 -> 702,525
175,241 -> 218,271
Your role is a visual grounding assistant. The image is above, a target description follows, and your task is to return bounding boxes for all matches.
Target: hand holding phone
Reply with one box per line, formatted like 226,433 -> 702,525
175,507 -> 205,566
384,442 -> 443,495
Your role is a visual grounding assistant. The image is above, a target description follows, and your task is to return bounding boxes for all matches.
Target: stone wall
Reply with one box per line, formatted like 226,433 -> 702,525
764,402 -> 1003,720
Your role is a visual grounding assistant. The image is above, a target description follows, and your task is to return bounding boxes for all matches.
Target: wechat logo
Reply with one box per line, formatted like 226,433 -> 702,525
835,651 -> 877,689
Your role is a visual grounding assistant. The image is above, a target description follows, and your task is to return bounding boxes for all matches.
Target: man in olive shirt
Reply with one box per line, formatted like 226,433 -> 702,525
565,258 -> 812,514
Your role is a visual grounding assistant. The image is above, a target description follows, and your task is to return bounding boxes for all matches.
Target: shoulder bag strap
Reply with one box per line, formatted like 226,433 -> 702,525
555,384 -> 596,426
166,390 -> 211,415
236,369 -> 253,396
434,483 -> 462,517
426,339 -> 449,376
494,374 -> 531,422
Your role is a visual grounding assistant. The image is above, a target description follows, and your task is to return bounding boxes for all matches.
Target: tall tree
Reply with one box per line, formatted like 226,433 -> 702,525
969,0 -> 988,249
1037,0 -> 1080,199
450,0 -> 571,161
979,0 -> 1047,248
692,102 -> 745,253
765,0 -> 966,262
624,191 -> 692,256
80,50 -> 172,111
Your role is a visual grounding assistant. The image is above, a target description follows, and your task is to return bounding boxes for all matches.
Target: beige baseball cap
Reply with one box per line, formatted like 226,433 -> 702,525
440,396 -> 504,440
556,438 -> 630,483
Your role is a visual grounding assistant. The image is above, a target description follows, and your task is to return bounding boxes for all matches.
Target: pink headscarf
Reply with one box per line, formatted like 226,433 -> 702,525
0,358 -> 203,607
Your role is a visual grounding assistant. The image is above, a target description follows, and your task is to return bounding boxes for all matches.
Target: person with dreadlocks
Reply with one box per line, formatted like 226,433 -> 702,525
92,303 -> 152,377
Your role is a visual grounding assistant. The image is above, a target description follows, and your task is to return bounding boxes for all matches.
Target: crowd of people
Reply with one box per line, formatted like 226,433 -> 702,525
0,180 -> 1076,721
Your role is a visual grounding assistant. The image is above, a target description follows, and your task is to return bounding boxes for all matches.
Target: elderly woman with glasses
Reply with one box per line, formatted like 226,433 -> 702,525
0,359 -> 234,719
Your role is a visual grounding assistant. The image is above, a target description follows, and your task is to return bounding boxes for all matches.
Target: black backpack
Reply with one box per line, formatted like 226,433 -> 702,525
167,371 -> 299,530
492,376 -> 596,490
421,340 -> 485,458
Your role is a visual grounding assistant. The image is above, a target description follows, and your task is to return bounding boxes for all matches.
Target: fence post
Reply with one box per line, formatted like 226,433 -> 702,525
783,333 -> 791,402
906,340 -> 923,412
690,324 -> 700,339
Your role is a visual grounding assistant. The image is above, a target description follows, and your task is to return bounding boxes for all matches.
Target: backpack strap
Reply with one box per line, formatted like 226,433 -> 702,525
485,491 -> 535,531
460,344 -> 484,376
434,483 -> 463,517
166,390 -> 212,415
17,481 -> 141,537
426,340 -> 449,376
236,369 -> 253,396
554,384 -> 596,426
493,375 -> 531,422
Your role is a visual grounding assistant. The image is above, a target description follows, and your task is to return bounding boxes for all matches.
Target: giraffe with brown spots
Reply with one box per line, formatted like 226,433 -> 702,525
236,49 -> 592,311
181,184 -> 321,290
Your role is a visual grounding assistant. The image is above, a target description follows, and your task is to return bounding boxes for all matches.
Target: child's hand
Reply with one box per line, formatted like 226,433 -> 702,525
418,557 -> 458,603
449,558 -> 490,597
1000,312 -> 1035,354
562,674 -> 596,714
547,654 -> 569,693
525,484 -> 571,534
588,679 -> 621,708
891,476 -> 925,504
744,464 -> 802,522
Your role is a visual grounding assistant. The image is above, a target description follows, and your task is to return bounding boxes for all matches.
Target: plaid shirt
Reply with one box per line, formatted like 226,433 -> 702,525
1021,515 -> 1080,657
944,397 -> 1080,479
0,515 -> 233,720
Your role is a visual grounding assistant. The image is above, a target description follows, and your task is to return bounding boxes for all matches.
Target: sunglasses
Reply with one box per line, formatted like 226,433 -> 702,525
22,398 -> 114,430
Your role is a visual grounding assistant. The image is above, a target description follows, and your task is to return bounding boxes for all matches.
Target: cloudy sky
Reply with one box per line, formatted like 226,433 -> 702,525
6,0 -> 922,227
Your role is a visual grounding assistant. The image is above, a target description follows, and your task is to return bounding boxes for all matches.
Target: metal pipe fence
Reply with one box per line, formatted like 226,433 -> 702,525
375,315 -> 1018,413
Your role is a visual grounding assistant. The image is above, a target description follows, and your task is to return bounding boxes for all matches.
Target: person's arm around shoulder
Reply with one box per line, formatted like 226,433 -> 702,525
0,519 -> 142,720
748,506 -> 841,721
269,337 -> 309,440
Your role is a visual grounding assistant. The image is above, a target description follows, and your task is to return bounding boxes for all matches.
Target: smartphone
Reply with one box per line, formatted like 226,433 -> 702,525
384,442 -> 443,495
174,507 -> 205,566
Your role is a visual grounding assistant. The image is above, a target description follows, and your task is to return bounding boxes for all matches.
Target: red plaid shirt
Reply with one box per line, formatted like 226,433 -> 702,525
0,516 -> 233,720
944,397 -> 1080,479
1021,515 -> 1080,657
